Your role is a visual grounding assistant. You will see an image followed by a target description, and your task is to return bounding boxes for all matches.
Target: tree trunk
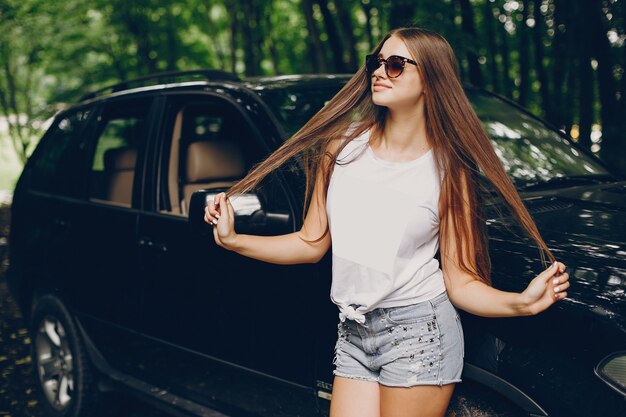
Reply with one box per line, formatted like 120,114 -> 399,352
496,3 -> 513,99
230,1 -> 239,74
263,1 -> 280,74
517,0 -> 531,106
315,0 -> 345,72
389,0 -> 417,29
301,0 -> 328,73
552,0 -> 577,136
334,1 -> 358,71
564,52 -> 577,133
240,0 -> 263,76
483,1 -> 500,93
591,0 -> 623,169
550,0 -> 568,128
458,0 -> 483,87
575,2 -> 593,151
361,0 -> 374,52
532,0 -> 552,122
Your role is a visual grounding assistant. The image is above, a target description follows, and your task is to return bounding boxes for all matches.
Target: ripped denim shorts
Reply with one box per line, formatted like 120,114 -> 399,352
332,290 -> 464,387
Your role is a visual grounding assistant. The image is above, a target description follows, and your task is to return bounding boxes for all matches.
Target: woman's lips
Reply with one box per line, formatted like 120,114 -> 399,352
373,83 -> 391,91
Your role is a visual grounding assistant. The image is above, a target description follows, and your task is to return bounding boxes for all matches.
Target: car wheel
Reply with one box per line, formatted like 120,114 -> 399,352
30,294 -> 102,417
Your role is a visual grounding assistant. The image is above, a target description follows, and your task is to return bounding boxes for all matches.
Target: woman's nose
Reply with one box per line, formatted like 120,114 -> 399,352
373,61 -> 387,79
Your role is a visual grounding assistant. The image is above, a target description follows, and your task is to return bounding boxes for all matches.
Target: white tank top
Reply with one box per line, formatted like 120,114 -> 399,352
326,127 -> 446,325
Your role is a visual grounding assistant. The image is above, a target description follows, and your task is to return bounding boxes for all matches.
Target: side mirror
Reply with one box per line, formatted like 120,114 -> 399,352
188,189 -> 291,234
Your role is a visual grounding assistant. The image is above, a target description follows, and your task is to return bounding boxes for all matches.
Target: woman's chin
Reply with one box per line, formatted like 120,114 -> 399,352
371,97 -> 391,108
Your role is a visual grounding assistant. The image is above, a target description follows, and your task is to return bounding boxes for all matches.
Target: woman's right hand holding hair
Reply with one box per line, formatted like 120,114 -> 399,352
204,192 -> 238,249
199,139 -> 336,264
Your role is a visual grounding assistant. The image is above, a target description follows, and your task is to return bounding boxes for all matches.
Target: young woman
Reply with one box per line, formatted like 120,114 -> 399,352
204,27 -> 570,417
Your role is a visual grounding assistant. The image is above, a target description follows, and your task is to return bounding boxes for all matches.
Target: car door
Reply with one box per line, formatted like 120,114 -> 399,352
67,96 -> 156,374
135,92 -> 321,416
19,106 -> 95,306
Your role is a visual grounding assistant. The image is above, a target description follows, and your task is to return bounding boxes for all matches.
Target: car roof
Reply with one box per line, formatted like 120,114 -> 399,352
242,74 -> 353,91
76,71 -> 353,105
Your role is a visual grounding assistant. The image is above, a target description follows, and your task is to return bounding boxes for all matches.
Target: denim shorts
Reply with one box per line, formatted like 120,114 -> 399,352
332,290 -> 464,387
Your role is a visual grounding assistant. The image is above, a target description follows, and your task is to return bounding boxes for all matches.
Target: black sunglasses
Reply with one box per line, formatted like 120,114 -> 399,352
365,54 -> 418,78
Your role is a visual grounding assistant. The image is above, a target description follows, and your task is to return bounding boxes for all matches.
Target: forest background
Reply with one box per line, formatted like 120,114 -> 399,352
1,0 -> 625,196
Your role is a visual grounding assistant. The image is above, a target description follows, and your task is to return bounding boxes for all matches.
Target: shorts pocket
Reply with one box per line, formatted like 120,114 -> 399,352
385,303 -> 434,325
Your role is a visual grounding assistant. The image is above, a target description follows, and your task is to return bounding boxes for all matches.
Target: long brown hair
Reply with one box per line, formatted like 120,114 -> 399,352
226,27 -> 554,285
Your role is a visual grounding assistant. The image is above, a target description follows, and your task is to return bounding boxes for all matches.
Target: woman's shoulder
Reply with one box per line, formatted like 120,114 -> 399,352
340,122 -> 370,149
344,121 -> 370,140
325,123 -> 369,155
333,130 -> 370,165
344,121 -> 363,137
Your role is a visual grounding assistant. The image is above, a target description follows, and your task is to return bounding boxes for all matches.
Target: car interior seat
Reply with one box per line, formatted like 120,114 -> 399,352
181,140 -> 246,215
103,147 -> 137,207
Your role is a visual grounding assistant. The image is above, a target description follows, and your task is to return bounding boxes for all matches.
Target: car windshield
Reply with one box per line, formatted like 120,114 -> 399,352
259,82 -> 612,189
465,90 -> 611,188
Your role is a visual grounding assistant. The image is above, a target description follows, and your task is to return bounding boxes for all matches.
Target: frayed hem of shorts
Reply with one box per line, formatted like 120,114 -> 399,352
332,371 -> 379,383
378,378 -> 462,387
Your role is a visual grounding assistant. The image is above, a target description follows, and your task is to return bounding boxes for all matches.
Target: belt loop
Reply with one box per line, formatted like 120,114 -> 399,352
428,298 -> 434,315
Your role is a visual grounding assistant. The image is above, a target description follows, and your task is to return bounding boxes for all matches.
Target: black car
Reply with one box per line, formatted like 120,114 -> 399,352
6,70 -> 626,417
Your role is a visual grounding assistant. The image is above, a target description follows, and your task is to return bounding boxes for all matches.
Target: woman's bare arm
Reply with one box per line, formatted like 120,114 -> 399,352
441,170 -> 569,317
204,141 -> 339,265
217,175 -> 331,264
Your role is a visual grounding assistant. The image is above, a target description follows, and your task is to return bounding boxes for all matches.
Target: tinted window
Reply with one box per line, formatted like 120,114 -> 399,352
87,98 -> 151,207
30,108 -> 92,196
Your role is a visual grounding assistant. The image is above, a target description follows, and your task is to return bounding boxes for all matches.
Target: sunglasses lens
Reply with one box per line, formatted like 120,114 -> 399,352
365,55 -> 380,74
387,57 -> 404,77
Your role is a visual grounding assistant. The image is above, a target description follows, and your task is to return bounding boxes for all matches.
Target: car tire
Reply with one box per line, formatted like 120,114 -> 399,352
30,294 -> 104,417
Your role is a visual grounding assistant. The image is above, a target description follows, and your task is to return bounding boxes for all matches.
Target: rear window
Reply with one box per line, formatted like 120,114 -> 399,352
29,108 -> 92,196
87,97 -> 152,207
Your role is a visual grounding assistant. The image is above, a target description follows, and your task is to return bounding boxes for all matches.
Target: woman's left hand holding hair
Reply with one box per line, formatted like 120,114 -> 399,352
520,261 -> 570,315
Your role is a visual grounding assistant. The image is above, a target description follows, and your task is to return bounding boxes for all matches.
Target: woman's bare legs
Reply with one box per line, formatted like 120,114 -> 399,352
329,375 -> 455,417
329,376 -> 380,417
380,383 -> 456,417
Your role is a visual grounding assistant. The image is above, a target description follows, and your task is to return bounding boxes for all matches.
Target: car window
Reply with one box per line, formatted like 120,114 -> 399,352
29,108 -> 92,197
87,97 -> 152,207
158,96 -> 270,217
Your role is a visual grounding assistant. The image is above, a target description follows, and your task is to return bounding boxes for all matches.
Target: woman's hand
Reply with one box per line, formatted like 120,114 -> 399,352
204,192 -> 238,249
520,261 -> 570,315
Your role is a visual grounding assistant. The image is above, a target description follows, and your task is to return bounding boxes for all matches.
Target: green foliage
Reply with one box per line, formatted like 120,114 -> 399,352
0,0 -> 624,182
